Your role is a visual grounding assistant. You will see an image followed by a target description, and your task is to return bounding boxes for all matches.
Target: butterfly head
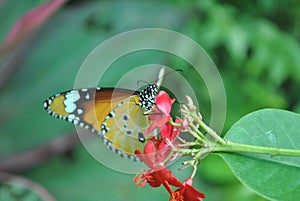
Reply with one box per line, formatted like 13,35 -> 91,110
138,84 -> 158,110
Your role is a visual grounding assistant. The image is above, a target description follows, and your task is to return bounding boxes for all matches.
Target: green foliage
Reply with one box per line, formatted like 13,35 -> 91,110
0,0 -> 299,201
0,184 -> 43,201
219,109 -> 300,200
180,0 -> 300,129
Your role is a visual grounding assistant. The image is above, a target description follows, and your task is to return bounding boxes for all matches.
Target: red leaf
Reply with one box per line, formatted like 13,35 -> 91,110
0,0 -> 67,55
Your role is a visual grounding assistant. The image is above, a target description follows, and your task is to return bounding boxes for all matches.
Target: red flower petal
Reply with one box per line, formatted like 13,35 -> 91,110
151,167 -> 183,188
145,91 -> 175,135
137,167 -> 182,190
174,178 -> 205,201
156,91 -> 175,115
160,118 -> 181,141
144,170 -> 162,187
135,142 -> 156,168
160,122 -> 173,139
133,173 -> 147,188
145,108 -> 170,134
181,116 -> 189,130
156,140 -> 172,164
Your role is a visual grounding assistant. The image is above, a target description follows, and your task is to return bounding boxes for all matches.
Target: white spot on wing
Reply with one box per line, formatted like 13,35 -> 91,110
68,114 -> 76,122
85,93 -> 90,100
65,103 -> 76,113
77,109 -> 83,114
65,90 -> 80,100
64,91 -> 80,113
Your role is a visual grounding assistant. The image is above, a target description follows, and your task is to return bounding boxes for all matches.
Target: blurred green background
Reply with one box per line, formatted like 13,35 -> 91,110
0,0 -> 299,200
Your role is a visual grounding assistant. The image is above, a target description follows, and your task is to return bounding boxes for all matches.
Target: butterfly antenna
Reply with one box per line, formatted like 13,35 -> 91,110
137,80 -> 150,86
156,67 -> 183,88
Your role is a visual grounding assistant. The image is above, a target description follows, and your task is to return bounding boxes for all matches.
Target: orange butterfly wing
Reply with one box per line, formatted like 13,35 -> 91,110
44,88 -> 155,160
45,88 -> 136,126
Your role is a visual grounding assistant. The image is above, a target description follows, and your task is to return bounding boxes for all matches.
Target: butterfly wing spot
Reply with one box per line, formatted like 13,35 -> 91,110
101,123 -> 109,135
101,95 -> 155,157
77,108 -> 83,115
105,111 -> 115,120
67,113 -> 81,125
44,89 -> 107,135
67,114 -> 76,121
138,132 -> 146,143
44,99 -> 51,108
65,90 -> 80,100
123,114 -> 128,121
64,91 -> 80,113
44,89 -> 83,119
107,84 -> 158,160
85,93 -> 90,100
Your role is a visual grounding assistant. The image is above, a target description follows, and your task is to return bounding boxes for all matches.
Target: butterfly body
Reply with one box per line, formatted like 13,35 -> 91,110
44,84 -> 158,160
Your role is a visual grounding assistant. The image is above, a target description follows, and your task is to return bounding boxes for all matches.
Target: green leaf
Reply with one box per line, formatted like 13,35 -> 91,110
218,109 -> 300,201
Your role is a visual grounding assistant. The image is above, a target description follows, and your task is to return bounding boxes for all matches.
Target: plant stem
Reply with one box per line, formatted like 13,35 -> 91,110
214,141 -> 300,156
169,119 -> 181,127
189,123 -> 206,140
182,104 -> 300,158
190,112 -> 226,145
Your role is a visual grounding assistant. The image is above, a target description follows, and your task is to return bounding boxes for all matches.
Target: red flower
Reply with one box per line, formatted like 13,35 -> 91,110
135,141 -> 156,168
145,91 -> 175,134
135,91 -> 206,201
135,135 -> 177,168
134,139 -> 182,195
134,167 -> 182,193
160,117 -> 181,141
156,117 -> 182,164
173,178 -> 205,201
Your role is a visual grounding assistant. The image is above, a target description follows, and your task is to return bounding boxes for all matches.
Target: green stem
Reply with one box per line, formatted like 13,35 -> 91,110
190,112 -> 226,145
190,162 -> 198,179
214,141 -> 300,156
177,148 -> 200,154
169,119 -> 181,127
189,123 -> 206,140
188,130 -> 205,144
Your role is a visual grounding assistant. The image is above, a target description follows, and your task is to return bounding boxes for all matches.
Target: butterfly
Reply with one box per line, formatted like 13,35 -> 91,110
44,69 -> 165,161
